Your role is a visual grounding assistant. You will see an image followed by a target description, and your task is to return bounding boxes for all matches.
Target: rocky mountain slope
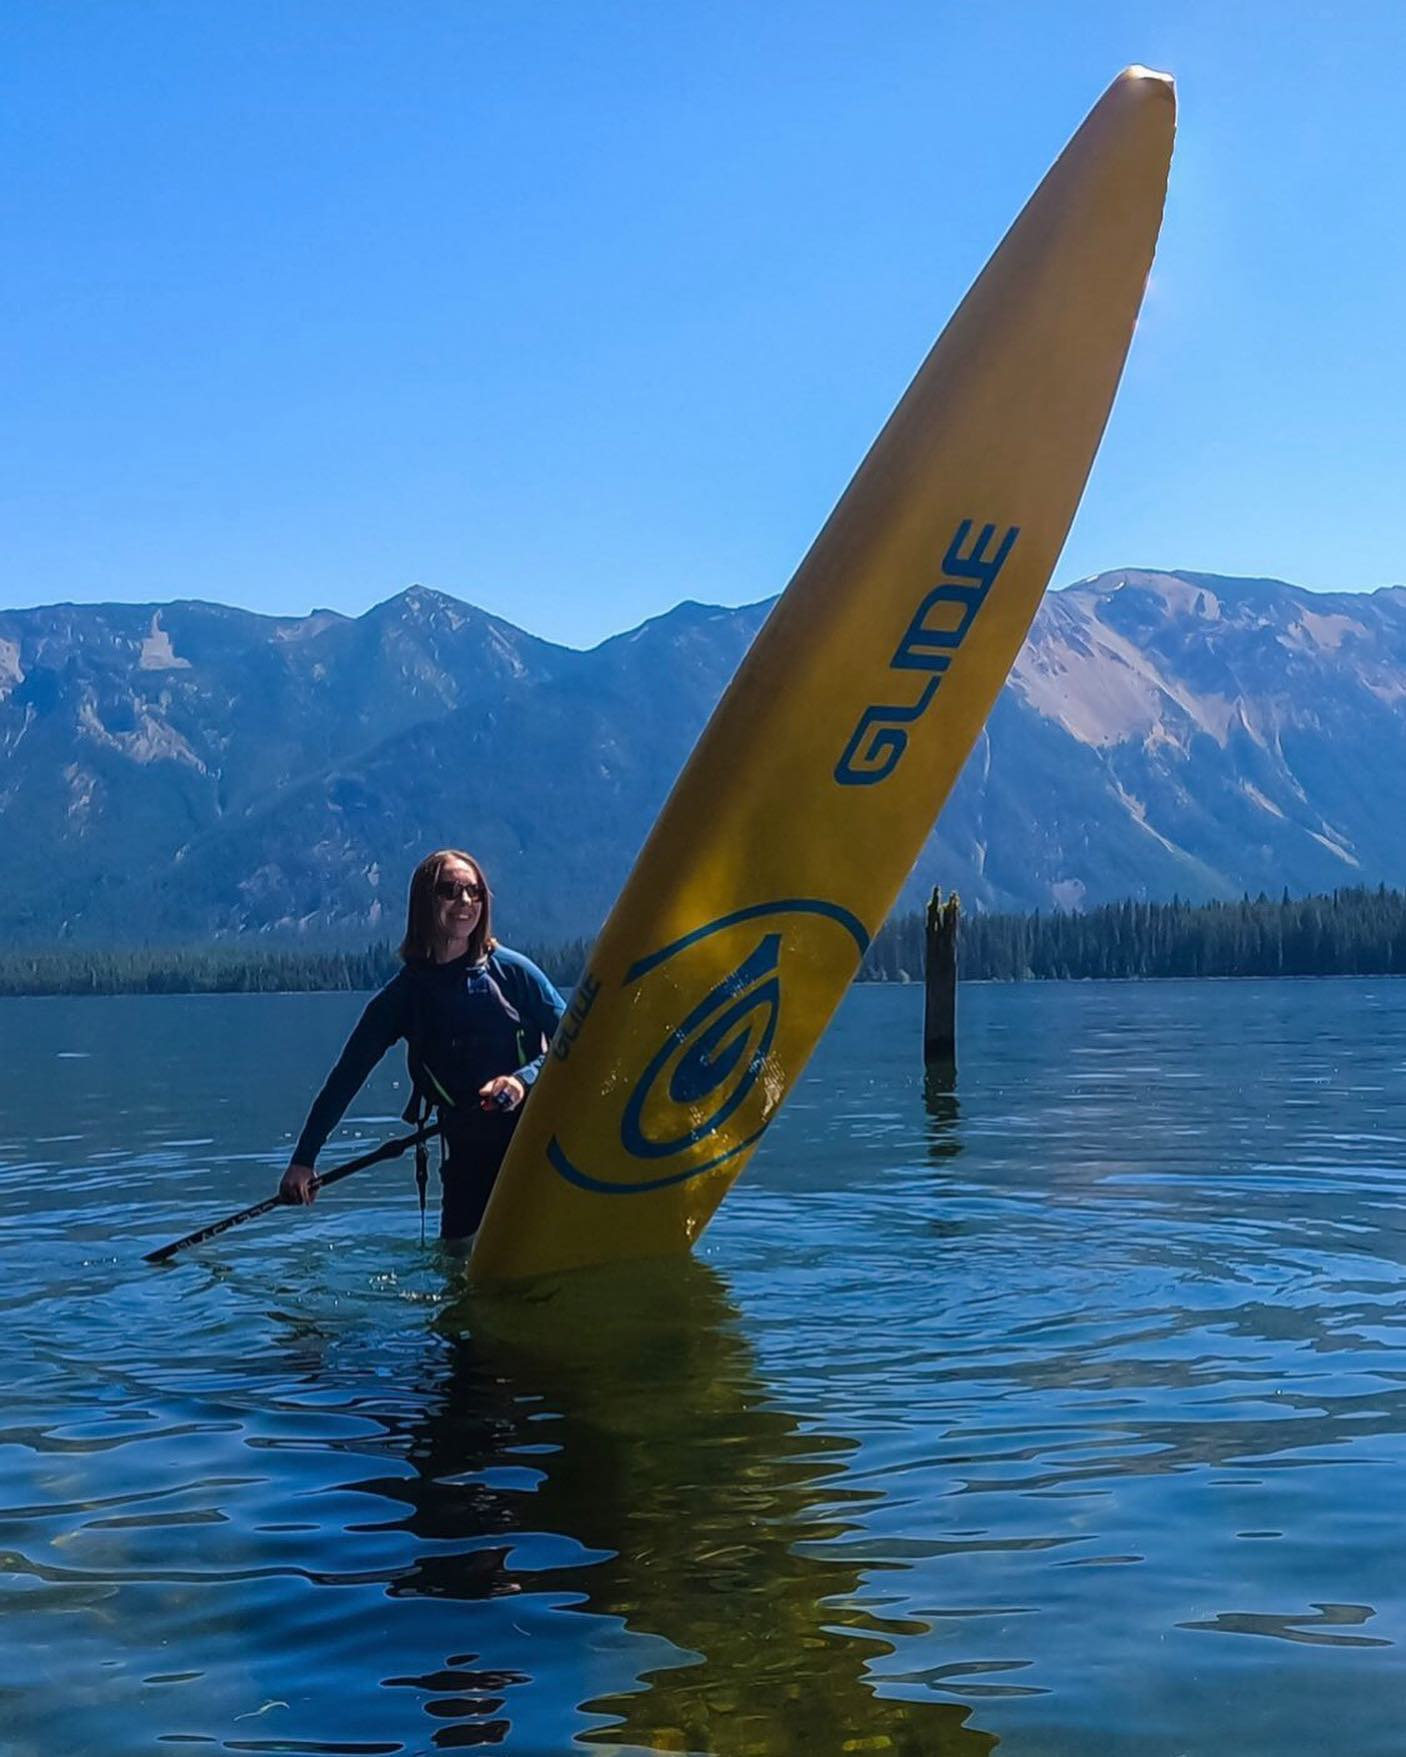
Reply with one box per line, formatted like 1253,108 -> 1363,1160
1,571 -> 1402,943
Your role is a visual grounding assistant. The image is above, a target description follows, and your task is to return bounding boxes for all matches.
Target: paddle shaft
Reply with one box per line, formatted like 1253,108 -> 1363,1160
143,1124 -> 443,1264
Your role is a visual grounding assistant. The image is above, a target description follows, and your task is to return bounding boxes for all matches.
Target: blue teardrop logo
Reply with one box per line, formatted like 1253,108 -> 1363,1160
621,933 -> 781,1159
544,897 -> 870,1196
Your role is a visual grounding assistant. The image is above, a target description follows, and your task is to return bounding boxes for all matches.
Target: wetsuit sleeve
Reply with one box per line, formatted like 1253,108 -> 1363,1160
506,955 -> 567,1091
292,980 -> 408,1166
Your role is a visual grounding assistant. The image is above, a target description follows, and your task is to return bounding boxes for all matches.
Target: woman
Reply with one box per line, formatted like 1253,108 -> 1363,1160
280,849 -> 566,1241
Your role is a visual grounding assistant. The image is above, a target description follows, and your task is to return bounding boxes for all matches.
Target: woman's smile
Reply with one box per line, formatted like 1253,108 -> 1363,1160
431,861 -> 486,961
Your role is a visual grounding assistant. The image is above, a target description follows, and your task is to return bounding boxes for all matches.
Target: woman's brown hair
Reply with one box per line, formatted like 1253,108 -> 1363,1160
399,848 -> 496,965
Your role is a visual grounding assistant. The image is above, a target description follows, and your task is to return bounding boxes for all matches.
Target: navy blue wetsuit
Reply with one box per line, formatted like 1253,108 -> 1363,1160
293,946 -> 566,1239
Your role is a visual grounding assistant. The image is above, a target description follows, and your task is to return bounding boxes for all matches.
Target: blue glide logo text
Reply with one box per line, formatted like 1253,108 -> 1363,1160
551,969 -> 600,1061
834,518 -> 1019,787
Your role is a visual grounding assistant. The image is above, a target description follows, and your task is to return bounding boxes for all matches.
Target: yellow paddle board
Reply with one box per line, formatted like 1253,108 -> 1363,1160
471,67 -> 1175,1283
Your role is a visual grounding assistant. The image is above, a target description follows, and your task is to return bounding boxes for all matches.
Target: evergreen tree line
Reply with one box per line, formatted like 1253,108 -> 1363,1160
0,937 -> 595,999
1,890 -> 1402,997
861,886 -> 1406,982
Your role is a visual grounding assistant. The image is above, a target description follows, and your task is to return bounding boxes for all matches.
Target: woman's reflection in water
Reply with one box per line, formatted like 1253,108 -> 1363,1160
352,1259 -> 994,1755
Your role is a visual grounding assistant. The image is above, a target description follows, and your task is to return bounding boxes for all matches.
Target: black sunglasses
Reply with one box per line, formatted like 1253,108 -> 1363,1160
434,879 -> 484,902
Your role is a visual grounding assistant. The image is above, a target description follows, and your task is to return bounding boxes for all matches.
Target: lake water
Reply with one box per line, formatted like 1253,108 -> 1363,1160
2,979 -> 1405,1756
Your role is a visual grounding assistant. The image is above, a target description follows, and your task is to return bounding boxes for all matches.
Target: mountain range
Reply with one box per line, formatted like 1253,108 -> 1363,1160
1,569 -> 1403,945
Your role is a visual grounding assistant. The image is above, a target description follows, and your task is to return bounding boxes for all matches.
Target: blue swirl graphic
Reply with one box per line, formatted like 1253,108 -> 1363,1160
621,934 -> 780,1159
622,897 -> 869,983
545,897 -> 871,1195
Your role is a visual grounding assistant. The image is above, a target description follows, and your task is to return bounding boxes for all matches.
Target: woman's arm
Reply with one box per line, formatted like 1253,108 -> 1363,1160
281,981 -> 407,1200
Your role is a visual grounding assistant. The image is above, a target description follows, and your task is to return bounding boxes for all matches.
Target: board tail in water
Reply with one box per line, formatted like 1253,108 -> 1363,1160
471,68 -> 1176,1282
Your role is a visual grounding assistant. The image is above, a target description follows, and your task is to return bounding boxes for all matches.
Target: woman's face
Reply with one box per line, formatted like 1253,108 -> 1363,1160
432,857 -> 484,948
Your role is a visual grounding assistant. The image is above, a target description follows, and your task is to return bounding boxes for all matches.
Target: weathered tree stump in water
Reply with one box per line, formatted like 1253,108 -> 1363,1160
924,887 -> 960,1075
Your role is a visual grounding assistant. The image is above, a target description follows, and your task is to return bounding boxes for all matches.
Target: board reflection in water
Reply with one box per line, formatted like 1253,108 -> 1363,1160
341,1260 -> 995,1754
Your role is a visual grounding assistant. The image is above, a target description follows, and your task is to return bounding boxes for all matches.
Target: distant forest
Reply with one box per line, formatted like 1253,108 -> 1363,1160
0,938 -> 593,999
866,885 -> 1406,982
1,888 -> 1403,997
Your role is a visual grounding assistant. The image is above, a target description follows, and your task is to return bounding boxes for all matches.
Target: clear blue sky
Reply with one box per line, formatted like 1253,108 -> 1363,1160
4,1 -> 1404,647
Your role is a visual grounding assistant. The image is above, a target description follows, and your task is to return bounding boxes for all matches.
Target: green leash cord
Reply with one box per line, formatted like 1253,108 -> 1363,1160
410,1065 -> 457,1250
414,1107 -> 432,1246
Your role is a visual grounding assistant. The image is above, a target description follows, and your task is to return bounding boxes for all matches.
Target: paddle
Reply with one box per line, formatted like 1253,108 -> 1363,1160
144,1123 -> 443,1264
